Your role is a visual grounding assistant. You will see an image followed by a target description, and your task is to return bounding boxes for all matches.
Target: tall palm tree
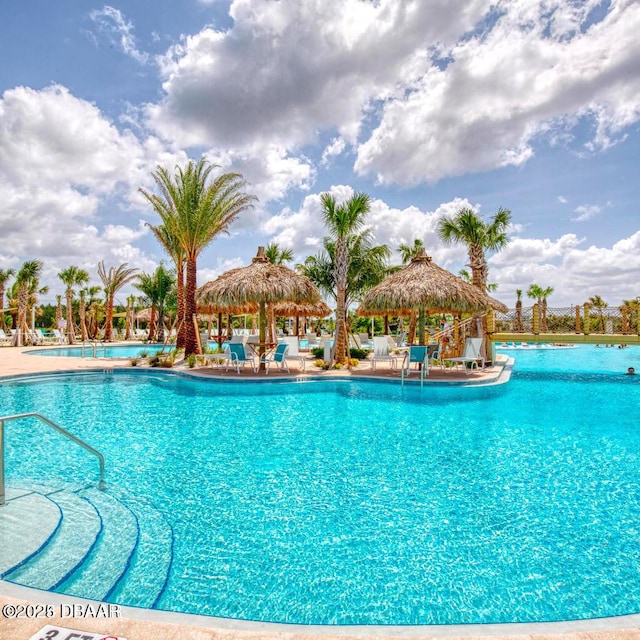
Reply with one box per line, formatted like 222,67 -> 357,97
527,284 -> 554,331
588,294 -> 608,332
459,269 -> 498,292
437,207 -> 511,292
397,239 -> 425,344
12,260 -> 44,345
320,192 -> 371,365
515,289 -> 523,332
147,223 -> 186,348
98,262 -> 138,341
55,295 -> 63,334
140,158 -> 257,356
264,242 -> 295,340
0,267 -> 15,332
58,266 -> 89,344
82,285 -> 102,339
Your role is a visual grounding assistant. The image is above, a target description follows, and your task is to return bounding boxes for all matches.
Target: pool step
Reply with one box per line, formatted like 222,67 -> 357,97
5,490 -> 102,590
0,489 -> 61,577
55,487 -> 139,601
2,483 -> 173,609
106,492 -> 174,608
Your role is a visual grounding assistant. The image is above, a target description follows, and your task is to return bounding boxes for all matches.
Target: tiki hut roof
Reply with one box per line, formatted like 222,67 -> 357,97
197,301 -> 259,316
197,246 -> 321,307
357,248 -> 508,315
270,300 -> 331,318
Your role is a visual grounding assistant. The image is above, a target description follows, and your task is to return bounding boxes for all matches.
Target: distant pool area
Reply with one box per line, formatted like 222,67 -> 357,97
2,346 -> 639,625
27,343 -> 166,358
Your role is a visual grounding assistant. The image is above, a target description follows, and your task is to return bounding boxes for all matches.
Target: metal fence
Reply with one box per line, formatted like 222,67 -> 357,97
494,304 -> 640,335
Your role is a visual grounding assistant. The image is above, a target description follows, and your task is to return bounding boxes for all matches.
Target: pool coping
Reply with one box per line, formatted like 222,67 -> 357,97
4,580 -> 640,638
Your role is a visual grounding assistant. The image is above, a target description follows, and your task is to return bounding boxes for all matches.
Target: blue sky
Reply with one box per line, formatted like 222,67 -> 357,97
1,0 -> 639,308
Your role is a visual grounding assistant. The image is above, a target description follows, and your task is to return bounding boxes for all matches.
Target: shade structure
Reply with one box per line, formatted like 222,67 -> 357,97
357,248 -> 507,344
270,300 -> 331,318
197,246 -> 321,368
197,301 -> 259,316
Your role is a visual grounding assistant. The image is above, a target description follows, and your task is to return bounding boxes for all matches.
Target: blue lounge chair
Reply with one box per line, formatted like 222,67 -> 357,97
225,342 -> 258,374
260,343 -> 290,375
401,345 -> 430,386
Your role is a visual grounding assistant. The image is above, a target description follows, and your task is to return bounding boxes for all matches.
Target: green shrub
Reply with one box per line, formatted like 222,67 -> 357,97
310,347 -> 370,360
187,354 -> 197,368
130,357 -> 139,367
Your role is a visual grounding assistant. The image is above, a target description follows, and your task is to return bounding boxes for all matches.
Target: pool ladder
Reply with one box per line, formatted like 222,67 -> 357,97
81,340 -> 107,358
0,412 -> 106,506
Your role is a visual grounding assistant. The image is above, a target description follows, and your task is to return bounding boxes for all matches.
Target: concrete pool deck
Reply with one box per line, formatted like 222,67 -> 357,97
1,343 -> 638,640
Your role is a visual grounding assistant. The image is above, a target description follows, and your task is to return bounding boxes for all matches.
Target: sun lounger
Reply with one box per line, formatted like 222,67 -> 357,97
443,337 -> 484,374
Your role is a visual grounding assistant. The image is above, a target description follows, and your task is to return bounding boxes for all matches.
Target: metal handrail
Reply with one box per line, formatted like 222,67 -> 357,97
81,340 -> 106,358
0,412 -> 106,506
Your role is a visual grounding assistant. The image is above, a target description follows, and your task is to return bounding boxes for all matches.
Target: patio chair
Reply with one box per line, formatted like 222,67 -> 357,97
443,337 -> 484,374
0,329 -> 12,345
401,345 -> 430,386
225,342 -> 258,374
371,336 -> 401,371
282,336 -> 306,371
358,333 -> 371,349
51,329 -> 66,344
395,331 -> 406,348
260,343 -> 290,375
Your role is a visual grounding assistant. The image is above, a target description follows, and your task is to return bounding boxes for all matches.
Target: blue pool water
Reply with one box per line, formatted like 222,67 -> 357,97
28,344 -> 166,358
1,348 -> 640,624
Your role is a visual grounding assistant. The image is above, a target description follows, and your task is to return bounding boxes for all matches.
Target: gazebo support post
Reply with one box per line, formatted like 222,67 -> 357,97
259,299 -> 267,371
217,313 -> 223,349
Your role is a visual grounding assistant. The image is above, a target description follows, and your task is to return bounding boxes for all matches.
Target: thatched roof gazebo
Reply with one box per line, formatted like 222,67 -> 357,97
357,248 -> 507,345
197,246 -> 321,368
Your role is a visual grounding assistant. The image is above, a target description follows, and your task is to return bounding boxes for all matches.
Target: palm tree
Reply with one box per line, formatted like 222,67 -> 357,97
264,242 -> 294,265
55,295 -> 63,334
459,269 -> 498,292
320,192 -> 371,365
140,158 -> 257,356
82,285 -> 102,339
588,294 -> 608,332
437,207 -> 511,292
264,242 -> 295,340
0,267 -> 15,332
12,260 -> 44,345
98,262 -> 138,341
527,284 -> 554,331
147,223 -> 186,348
515,289 -> 523,332
397,239 -> 425,344
58,266 -> 89,344
135,264 -> 175,342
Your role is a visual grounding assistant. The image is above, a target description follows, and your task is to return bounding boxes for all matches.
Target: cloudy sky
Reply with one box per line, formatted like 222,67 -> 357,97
1,0 -> 639,309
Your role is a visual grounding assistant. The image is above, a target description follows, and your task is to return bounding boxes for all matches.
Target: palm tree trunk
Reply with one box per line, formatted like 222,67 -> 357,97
184,258 -> 198,356
0,285 -> 7,332
176,261 -> 186,349
104,296 -> 114,341
333,241 -> 348,365
148,307 -> 157,341
79,301 -> 88,341
65,290 -> 75,344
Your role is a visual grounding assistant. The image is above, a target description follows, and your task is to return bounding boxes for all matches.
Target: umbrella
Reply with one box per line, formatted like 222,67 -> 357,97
357,248 -> 508,344
197,246 -> 321,369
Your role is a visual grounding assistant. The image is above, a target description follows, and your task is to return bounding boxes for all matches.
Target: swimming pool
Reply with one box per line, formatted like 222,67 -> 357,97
1,356 -> 639,625
27,344 -> 166,358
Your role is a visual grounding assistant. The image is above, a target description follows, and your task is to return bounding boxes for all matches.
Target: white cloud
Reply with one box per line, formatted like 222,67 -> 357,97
147,0 -> 486,150
571,204 -> 602,222
321,137 -> 346,166
557,195 -> 568,204
89,5 -> 149,64
354,0 -> 640,184
0,84 -> 187,296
